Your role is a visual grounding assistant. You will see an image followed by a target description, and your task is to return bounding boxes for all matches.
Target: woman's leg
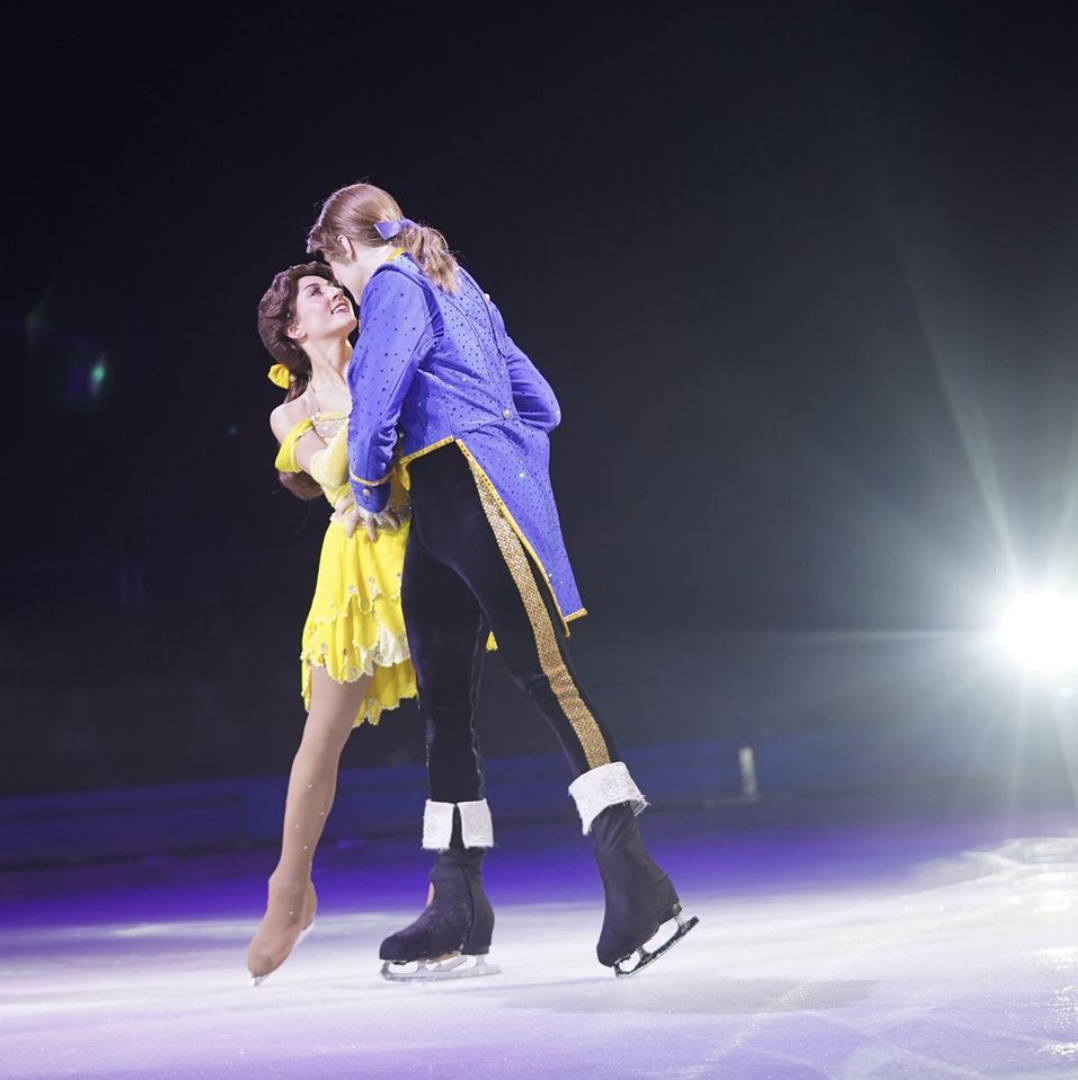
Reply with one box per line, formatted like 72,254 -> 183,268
246,666 -> 371,981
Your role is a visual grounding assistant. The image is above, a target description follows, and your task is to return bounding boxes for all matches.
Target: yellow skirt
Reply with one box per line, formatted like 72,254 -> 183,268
300,517 -> 417,727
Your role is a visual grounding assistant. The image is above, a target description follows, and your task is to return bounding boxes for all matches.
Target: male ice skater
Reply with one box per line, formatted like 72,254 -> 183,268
307,182 -> 697,978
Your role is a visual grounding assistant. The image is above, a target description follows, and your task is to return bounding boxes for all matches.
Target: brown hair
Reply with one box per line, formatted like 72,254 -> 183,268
257,262 -> 339,501
307,182 -> 460,293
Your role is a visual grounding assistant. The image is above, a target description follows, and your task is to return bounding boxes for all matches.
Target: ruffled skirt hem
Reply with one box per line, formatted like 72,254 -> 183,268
300,564 -> 416,727
300,605 -> 416,726
301,654 -> 416,728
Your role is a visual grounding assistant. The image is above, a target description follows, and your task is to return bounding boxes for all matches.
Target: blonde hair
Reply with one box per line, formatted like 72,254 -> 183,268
307,183 -> 460,293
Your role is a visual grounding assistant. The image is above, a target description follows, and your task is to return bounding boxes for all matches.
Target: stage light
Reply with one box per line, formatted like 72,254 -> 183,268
998,591 -> 1078,673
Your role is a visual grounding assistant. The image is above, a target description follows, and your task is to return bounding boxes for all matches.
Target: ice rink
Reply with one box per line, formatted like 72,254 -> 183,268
4,801 -> 1078,1080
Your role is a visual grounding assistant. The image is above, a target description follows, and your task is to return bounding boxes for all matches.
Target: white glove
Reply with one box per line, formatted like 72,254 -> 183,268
335,496 -> 400,541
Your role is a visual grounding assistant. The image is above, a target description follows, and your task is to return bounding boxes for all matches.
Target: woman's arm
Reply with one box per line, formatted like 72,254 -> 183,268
270,405 -> 330,475
271,408 -> 392,538
270,404 -> 349,487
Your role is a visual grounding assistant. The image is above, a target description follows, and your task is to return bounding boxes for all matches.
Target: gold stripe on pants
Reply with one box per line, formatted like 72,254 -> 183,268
465,456 -> 611,772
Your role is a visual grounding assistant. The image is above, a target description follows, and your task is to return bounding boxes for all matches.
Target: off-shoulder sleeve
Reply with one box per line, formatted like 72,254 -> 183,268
274,417 -> 315,474
347,268 -> 435,512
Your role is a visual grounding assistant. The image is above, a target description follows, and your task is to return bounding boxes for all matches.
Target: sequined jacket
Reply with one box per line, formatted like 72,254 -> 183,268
346,253 -> 584,626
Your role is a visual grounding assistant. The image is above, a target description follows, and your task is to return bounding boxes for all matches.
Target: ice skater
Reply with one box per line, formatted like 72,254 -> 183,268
247,262 -> 417,985
306,182 -> 697,978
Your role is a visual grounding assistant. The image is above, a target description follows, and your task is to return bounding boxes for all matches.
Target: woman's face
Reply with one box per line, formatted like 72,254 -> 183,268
289,275 -> 357,342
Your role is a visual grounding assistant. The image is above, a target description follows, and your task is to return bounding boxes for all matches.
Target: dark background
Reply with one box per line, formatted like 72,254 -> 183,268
5,2 -> 1078,797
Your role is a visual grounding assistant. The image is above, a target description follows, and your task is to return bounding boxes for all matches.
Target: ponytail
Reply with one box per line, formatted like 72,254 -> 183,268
307,182 -> 460,293
393,221 -> 459,293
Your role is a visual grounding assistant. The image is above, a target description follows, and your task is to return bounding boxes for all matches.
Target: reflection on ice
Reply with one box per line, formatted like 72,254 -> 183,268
1036,946 -> 1078,972
1040,1042 -> 1078,1061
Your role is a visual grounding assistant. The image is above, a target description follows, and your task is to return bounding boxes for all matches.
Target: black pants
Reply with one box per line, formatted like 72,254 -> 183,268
401,444 -> 619,804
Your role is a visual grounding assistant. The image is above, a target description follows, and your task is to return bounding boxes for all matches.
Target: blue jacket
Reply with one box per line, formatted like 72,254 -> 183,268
347,253 -> 585,626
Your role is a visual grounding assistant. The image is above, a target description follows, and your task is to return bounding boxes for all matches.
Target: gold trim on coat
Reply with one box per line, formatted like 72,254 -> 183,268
464,452 -> 610,771
453,441 -> 584,634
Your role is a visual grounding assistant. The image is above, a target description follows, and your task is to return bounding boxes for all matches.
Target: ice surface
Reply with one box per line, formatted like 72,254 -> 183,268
3,805 -> 1078,1079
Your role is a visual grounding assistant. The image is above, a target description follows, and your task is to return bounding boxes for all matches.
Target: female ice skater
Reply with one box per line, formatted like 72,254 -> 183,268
247,262 -> 416,985
306,183 -> 697,978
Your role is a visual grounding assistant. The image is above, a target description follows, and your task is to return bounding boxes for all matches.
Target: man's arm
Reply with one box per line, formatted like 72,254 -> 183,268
489,298 -> 561,432
347,269 -> 435,512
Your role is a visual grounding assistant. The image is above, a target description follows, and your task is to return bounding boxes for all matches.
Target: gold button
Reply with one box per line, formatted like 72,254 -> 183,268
503,408 -> 512,419
363,487 -> 372,497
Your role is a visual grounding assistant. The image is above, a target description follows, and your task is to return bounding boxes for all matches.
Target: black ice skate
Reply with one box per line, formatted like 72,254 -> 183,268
380,839 -> 499,982
591,802 -> 699,977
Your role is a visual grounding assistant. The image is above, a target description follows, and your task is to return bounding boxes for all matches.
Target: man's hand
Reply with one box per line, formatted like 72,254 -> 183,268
361,508 -> 401,541
334,497 -> 367,539
337,496 -> 400,541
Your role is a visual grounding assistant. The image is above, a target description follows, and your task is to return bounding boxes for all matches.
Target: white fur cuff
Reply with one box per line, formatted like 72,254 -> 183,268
422,800 -> 455,851
568,762 -> 648,835
458,799 -> 494,849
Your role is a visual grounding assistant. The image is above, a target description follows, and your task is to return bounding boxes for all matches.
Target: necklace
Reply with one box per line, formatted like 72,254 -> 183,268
307,381 -> 351,419
309,381 -> 347,396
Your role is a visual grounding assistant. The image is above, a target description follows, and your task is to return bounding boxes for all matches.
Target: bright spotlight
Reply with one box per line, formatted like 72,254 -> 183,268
998,592 -> 1078,672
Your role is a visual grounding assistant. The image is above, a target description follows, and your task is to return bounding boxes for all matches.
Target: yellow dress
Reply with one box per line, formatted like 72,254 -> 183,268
275,411 -> 417,727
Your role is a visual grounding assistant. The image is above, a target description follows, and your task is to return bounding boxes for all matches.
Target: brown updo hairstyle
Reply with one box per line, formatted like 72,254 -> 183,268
257,261 -> 341,501
306,182 -> 460,293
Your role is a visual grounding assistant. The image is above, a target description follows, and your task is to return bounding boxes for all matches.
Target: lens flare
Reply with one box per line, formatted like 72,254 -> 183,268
999,592 -> 1078,672
89,355 -> 108,397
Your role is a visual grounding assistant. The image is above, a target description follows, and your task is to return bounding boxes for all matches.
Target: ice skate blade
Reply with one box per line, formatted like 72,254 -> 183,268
249,918 -> 316,988
613,908 -> 699,978
380,954 -> 501,982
